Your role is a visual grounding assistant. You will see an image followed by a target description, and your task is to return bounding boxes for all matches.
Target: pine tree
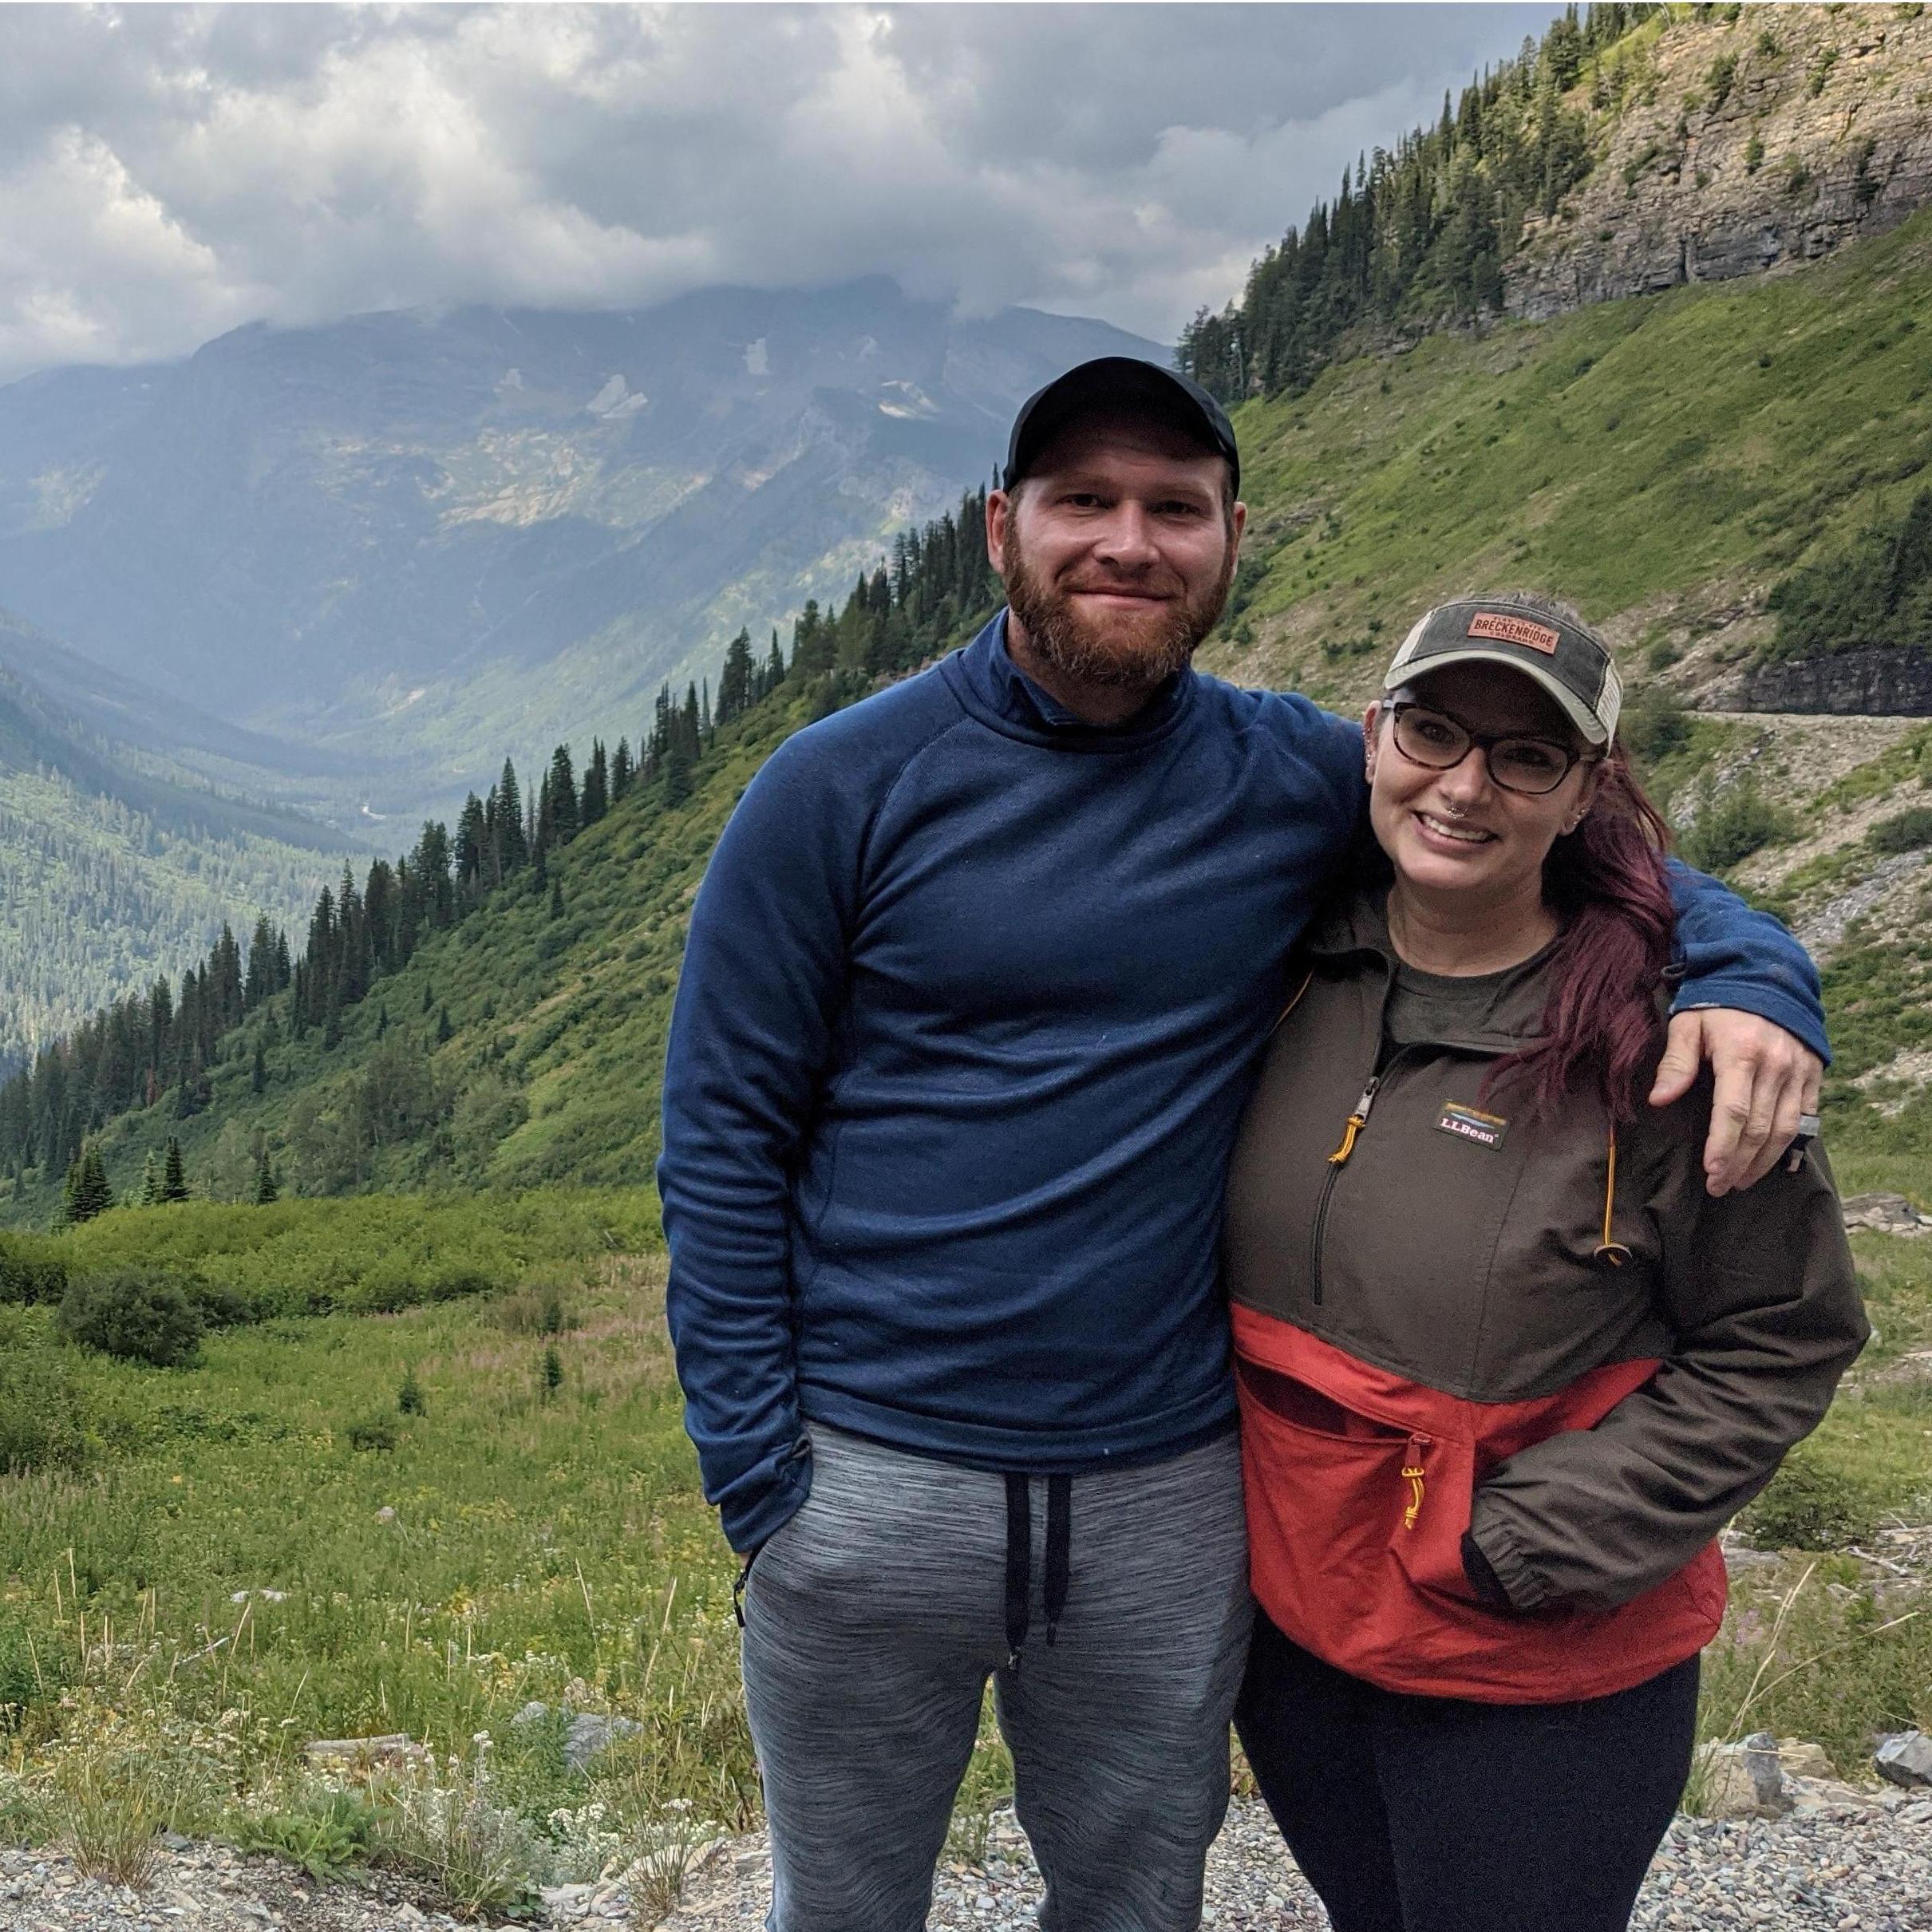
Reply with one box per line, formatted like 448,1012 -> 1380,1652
251,1040 -> 267,1094
717,628 -> 756,725
610,737 -> 634,800
65,1144 -> 113,1223
580,740 -> 609,824
397,1365 -> 425,1416
160,1136 -> 189,1204
546,745 -> 580,845
542,1343 -> 563,1399
253,1148 -> 279,1205
56,1155 -> 82,1230
496,759 -> 529,871
140,1149 -> 163,1206
436,1006 -> 454,1045
548,878 -> 565,921
244,915 -> 277,1010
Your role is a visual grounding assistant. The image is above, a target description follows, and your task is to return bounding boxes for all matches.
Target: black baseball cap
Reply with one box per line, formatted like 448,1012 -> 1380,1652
1002,357 -> 1240,495
1382,595 -> 1624,745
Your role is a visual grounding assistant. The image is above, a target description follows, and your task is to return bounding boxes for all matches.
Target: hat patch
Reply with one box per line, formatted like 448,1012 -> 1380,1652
1468,611 -> 1560,655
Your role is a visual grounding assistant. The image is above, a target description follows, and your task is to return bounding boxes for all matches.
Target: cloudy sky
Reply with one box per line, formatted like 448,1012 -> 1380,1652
0,2 -> 1559,385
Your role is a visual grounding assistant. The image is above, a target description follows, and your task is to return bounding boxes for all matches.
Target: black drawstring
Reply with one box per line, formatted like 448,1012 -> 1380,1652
1003,1472 -> 1075,1670
1044,1475 -> 1072,1646
1003,1473 -> 1031,1672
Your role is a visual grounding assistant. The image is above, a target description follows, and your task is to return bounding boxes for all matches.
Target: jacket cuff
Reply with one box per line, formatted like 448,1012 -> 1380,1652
719,1440 -> 813,1555
1460,1530 -> 1515,1610
1467,1503 -> 1550,1612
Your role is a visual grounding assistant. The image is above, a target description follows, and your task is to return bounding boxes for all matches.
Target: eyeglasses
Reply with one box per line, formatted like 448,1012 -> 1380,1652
1385,700 -> 1597,798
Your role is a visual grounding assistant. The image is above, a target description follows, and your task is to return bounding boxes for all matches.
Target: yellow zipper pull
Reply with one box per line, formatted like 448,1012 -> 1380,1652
1401,1432 -> 1430,1530
1327,1080 -> 1380,1165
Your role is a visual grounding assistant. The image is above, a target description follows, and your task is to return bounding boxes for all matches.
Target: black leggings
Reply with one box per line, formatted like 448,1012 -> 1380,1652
1235,1611 -> 1699,1932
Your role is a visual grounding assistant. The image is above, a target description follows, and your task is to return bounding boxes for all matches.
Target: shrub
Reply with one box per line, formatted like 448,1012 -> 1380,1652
1619,686 -> 1693,768
1676,774 -> 1796,874
0,1609 -> 47,1729
56,1269 -> 204,1369
0,1238 -> 67,1306
345,1416 -> 398,1452
1868,806 -> 1932,855
0,1314 -> 90,1475
184,1278 -> 252,1330
1743,1447 -> 1881,1551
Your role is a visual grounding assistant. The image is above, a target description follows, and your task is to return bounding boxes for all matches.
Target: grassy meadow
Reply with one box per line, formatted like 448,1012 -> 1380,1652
1,1168 -> 1929,1914
0,1192 -> 753,1915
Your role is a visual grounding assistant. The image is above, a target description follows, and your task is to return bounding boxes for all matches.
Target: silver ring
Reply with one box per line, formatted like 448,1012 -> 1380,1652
1796,1113 -> 1822,1139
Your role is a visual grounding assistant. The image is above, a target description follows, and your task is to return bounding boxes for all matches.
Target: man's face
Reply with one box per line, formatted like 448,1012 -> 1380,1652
987,413 -> 1244,691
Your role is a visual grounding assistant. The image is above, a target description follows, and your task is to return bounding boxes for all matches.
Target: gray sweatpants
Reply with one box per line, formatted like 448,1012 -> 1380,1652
741,1422 -> 1251,1932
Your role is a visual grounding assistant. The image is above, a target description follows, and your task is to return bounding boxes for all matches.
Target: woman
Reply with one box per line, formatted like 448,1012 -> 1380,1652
1223,593 -> 1867,1932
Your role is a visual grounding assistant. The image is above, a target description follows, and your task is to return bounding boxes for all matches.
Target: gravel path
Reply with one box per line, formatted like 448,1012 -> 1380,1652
5,1795 -> 1930,1930
663,1796 -> 1932,1932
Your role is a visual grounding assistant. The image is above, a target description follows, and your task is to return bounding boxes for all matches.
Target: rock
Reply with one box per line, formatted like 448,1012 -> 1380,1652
1697,1732 -> 1789,1818
159,1831 -> 192,1851
511,1699 -> 553,1728
1503,7 -> 1932,324
374,1506 -> 397,1523
303,1732 -> 429,1768
1778,1740 -> 1837,1781
563,1710 -> 643,1772
1785,1775 -> 1882,1816
1734,648 -> 1932,719
1875,1730 -> 1932,1788
1840,1193 -> 1932,1237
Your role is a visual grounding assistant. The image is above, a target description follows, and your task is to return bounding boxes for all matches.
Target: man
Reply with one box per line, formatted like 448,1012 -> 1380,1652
659,358 -> 1824,1932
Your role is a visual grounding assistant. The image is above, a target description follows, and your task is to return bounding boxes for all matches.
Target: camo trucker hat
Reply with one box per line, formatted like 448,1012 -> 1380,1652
1003,357 -> 1239,495
1382,595 -> 1623,746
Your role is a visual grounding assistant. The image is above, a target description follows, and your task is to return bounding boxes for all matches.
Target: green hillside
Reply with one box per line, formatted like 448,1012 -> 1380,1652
1193,203 -> 1932,712
0,626 -> 353,1080
0,499 -> 1001,1220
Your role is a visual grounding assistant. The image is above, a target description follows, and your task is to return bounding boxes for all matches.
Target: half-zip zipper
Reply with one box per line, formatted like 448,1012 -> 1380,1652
1310,1077 -> 1377,1306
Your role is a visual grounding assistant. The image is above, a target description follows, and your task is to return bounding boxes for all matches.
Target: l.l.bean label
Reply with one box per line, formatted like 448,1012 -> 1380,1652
1436,1102 -> 1508,1150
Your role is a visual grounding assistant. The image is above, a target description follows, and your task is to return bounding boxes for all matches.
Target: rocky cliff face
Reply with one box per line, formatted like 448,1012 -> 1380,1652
1733,646 -> 1932,717
1506,6 -> 1932,321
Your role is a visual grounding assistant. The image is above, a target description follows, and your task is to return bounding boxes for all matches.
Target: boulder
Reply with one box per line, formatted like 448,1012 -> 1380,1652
303,1732 -> 428,1769
564,1711 -> 643,1772
1694,1732 -> 1788,1819
1842,1193 -> 1932,1237
1876,1730 -> 1932,1788
508,1698 -> 644,1772
1777,1739 -> 1835,1781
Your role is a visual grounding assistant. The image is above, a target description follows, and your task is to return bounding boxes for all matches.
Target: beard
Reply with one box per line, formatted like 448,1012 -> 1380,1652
1002,523 -> 1236,691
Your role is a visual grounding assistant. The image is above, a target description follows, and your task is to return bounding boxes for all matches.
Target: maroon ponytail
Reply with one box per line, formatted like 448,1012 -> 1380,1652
1489,747 -> 1677,1124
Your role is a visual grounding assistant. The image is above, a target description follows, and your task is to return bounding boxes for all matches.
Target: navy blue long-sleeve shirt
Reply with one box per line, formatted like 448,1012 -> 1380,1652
658,613 -> 1827,1551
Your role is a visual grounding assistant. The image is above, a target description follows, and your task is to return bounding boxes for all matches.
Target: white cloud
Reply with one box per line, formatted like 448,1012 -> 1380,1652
0,2 -> 1560,383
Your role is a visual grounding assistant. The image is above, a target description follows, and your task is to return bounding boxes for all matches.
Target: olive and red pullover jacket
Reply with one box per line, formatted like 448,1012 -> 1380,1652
1224,890 -> 1867,1705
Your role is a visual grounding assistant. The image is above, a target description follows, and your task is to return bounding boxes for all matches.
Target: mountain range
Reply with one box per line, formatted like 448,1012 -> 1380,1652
0,280 -> 1156,813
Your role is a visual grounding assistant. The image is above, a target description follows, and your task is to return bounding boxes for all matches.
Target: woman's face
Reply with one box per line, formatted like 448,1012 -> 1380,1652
1363,662 -> 1602,907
